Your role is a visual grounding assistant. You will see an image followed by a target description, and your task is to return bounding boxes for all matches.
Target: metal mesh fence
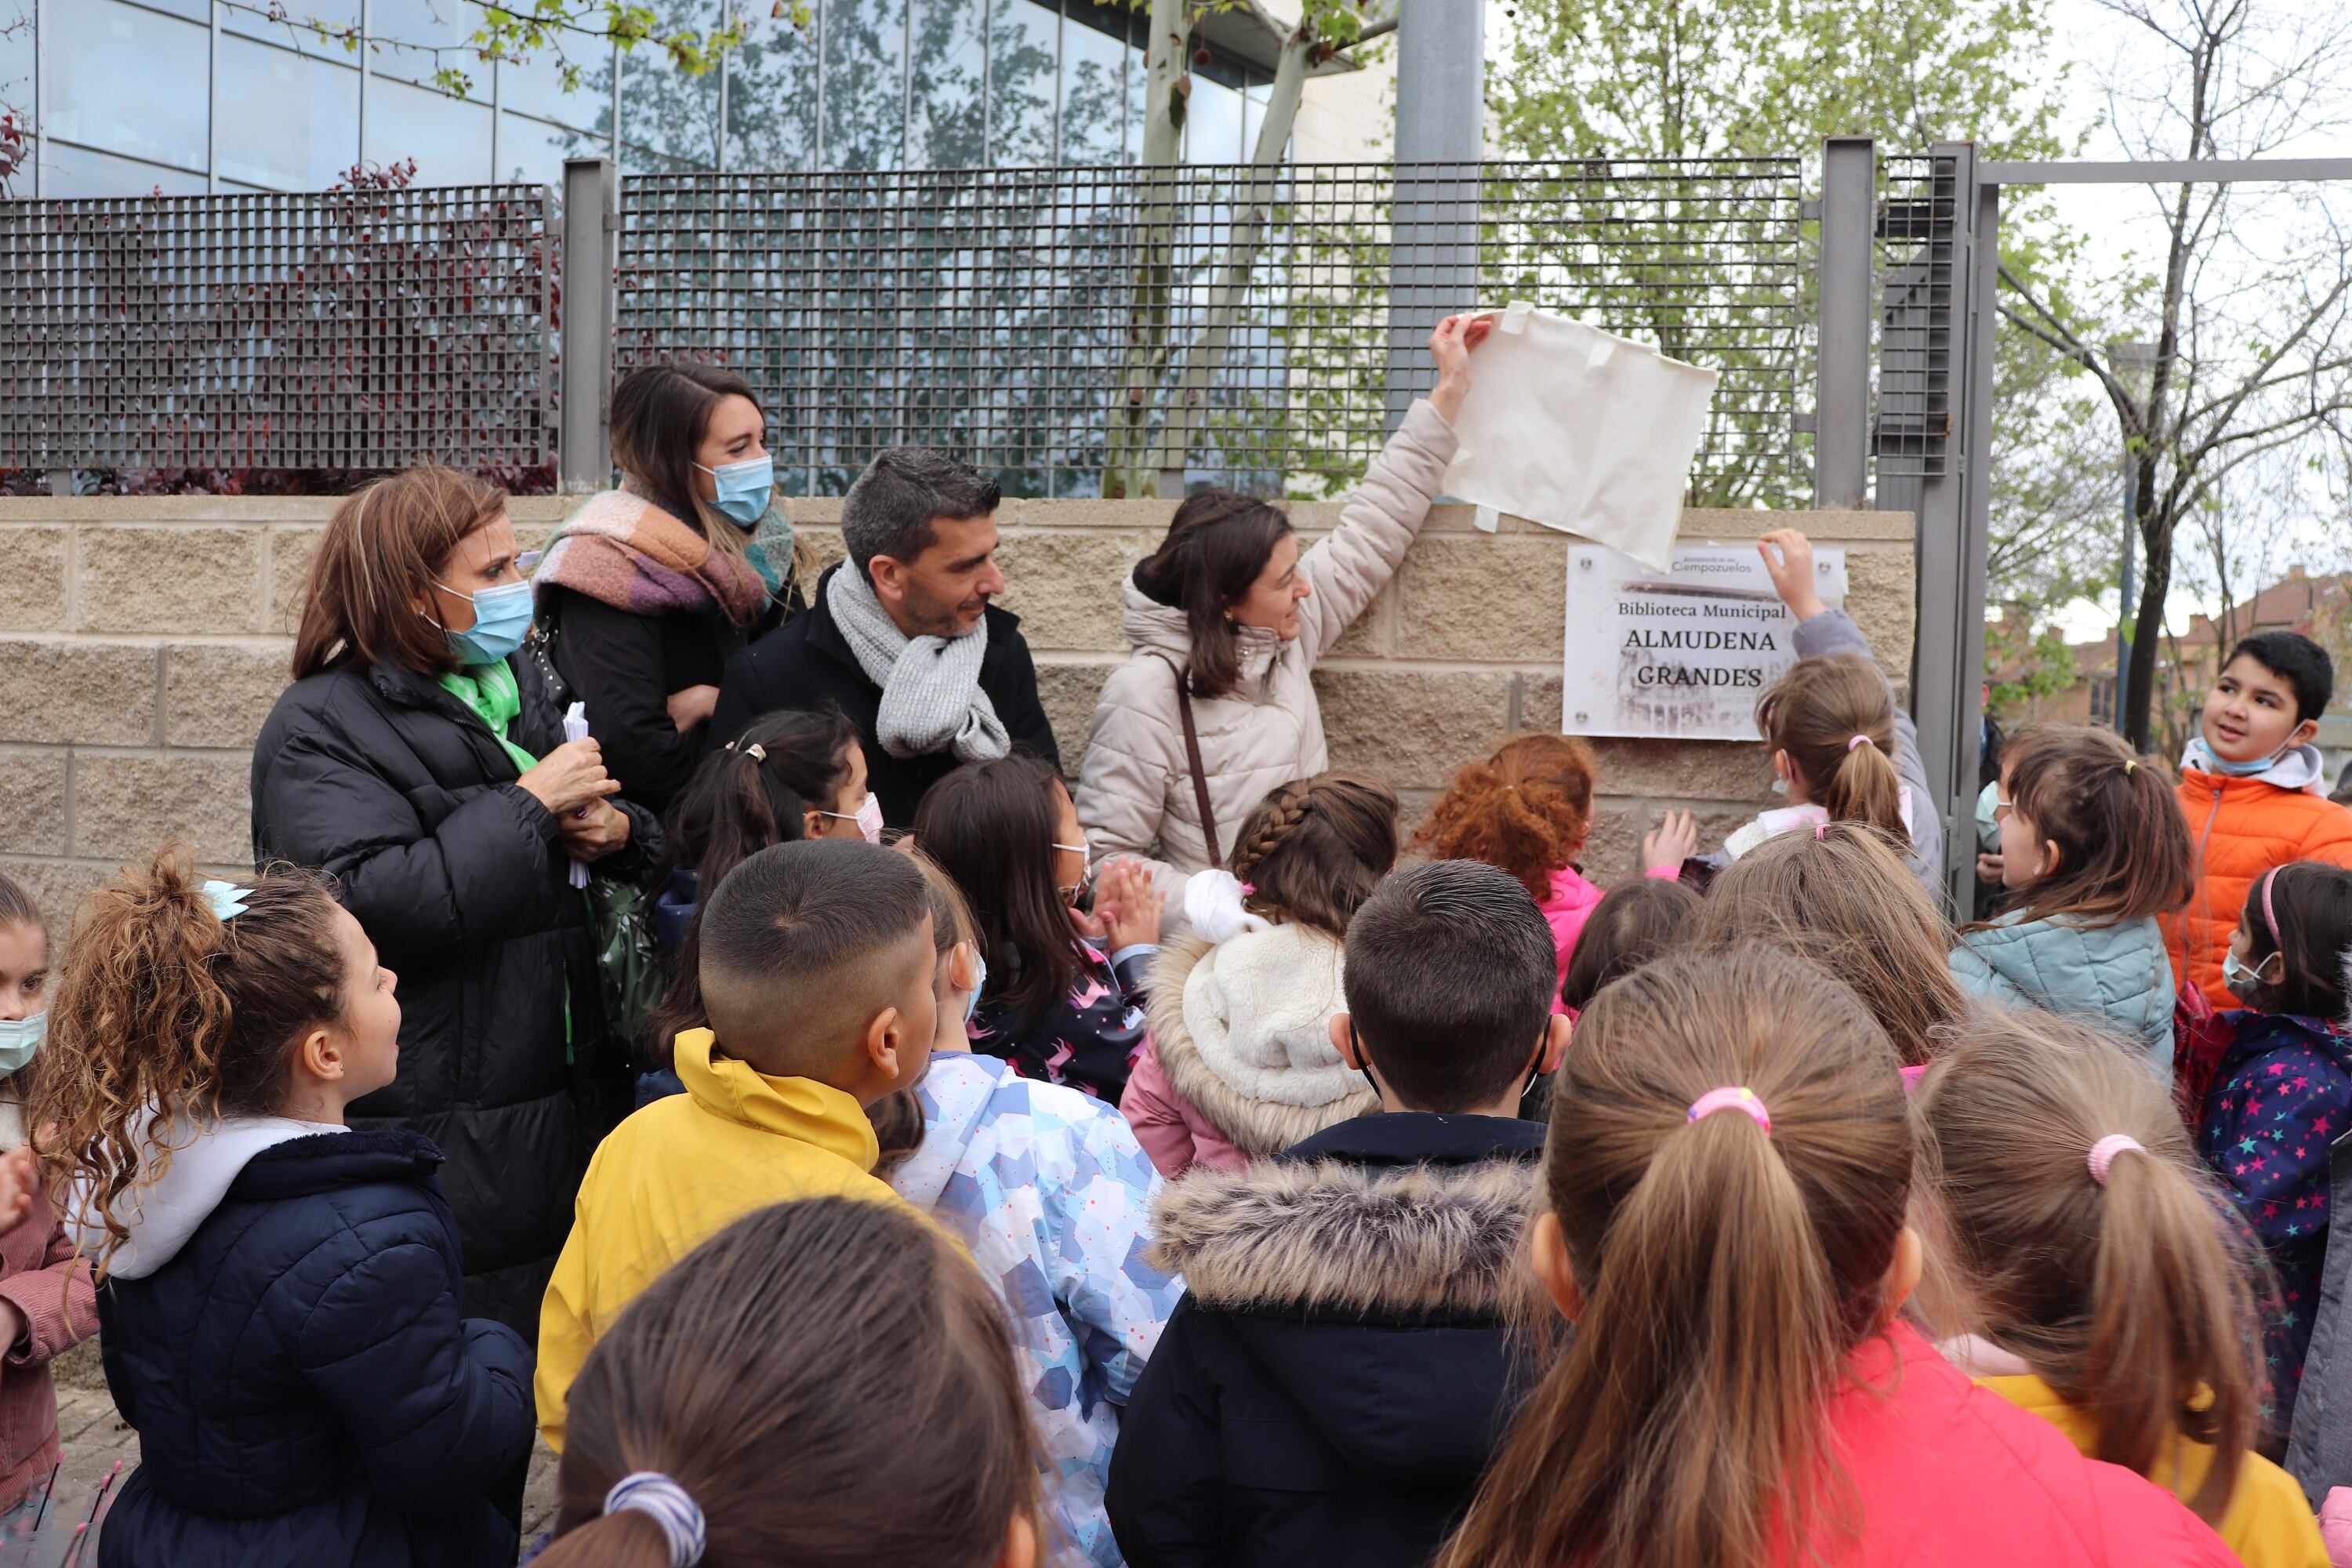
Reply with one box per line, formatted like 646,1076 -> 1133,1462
1873,152 -> 1958,481
0,186 -> 555,475
618,159 -> 1807,501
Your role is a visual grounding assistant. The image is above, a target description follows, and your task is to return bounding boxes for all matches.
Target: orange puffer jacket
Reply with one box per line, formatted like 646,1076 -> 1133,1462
2169,766 -> 2352,1002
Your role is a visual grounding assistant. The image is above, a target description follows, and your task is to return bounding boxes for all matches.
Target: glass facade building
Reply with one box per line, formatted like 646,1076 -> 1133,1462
4,0 -> 1280,198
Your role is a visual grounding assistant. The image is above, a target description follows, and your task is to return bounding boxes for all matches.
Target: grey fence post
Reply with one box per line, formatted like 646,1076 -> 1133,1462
1908,142 -> 1994,916
560,158 -> 619,495
1814,136 -> 1874,509
1385,0 -> 1483,432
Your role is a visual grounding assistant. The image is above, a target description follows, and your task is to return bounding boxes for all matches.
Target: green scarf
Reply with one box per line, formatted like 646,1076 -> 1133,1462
437,661 -> 540,776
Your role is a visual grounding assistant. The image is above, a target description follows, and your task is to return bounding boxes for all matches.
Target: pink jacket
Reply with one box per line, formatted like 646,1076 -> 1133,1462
1121,1044 -> 1247,1180
1795,1323 -> 2237,1566
0,1175 -> 98,1513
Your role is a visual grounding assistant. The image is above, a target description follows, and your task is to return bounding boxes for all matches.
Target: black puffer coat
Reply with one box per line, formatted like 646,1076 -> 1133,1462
1106,1113 -> 1545,1568
249,644 -> 654,1334
97,1129 -> 535,1568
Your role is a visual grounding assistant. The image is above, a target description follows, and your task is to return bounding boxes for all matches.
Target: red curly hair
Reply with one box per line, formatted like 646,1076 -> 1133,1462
1414,735 -> 1600,901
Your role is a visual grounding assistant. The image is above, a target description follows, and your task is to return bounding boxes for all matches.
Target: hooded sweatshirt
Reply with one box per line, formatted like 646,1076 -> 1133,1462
1105,1112 -> 1544,1568
2169,743 -> 2352,1003
1122,927 -> 1375,1179
1950,909 -> 2178,1072
535,1027 -> 920,1450
89,1116 -> 535,1568
891,1051 -> 1181,1568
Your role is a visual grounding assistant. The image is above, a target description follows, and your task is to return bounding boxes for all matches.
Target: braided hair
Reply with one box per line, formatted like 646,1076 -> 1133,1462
1226,774 -> 1400,938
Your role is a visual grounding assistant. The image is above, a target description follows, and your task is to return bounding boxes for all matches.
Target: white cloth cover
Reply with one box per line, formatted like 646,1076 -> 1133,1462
1440,302 -> 1718,571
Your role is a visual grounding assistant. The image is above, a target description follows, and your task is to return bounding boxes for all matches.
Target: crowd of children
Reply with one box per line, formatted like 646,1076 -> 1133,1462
16,528 -> 2352,1568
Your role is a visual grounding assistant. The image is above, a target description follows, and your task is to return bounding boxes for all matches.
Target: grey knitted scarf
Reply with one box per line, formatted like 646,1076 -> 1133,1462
826,565 -> 1011,763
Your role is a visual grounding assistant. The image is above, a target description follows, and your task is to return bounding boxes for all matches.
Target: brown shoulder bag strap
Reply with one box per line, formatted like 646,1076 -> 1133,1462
1152,654 -> 1220,866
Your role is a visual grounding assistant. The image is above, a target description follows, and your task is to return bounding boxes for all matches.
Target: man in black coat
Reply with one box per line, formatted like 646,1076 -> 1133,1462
710,448 -> 1058,828
1106,862 -> 1572,1568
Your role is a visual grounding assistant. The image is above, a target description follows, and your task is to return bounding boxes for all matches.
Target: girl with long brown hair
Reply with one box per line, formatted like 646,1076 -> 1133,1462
1437,942 -> 2238,1568
1914,1008 -> 2320,1566
1123,774 -> 1399,1177
914,756 -> 1160,1105
1951,723 -> 2193,1067
539,1197 -> 1044,1568
37,848 -> 534,1568
1651,528 -> 1947,900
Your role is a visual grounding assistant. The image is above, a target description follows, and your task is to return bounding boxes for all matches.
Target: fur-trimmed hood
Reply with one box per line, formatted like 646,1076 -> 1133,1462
1147,1125 -> 1542,1322
1145,928 -> 1377,1160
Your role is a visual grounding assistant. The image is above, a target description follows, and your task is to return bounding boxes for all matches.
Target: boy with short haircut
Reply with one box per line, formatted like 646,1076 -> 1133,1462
1105,859 -> 1570,1568
535,837 -> 938,1449
2172,630 -> 2352,1001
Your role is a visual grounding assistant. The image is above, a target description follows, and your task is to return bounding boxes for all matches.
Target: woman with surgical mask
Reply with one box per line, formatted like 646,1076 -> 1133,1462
252,466 -> 662,1341
535,361 -> 800,814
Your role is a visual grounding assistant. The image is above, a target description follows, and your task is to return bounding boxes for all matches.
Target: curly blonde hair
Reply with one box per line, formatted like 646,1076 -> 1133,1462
35,846 -> 346,1269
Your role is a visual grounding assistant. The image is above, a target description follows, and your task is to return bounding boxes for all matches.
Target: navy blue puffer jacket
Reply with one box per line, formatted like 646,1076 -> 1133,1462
96,1127 -> 535,1568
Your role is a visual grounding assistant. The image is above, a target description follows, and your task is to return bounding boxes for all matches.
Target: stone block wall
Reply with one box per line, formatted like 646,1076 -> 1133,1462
0,495 -> 1915,935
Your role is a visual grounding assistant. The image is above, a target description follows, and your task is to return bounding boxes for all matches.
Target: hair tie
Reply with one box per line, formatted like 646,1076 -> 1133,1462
2123,758 -> 2137,775
1847,734 -> 1875,752
742,742 -> 765,762
1687,1086 -> 1770,1134
604,1472 -> 707,1566
2087,1134 -> 2143,1187
1812,821 -> 1828,842
200,880 -> 251,922
2261,867 -> 2281,946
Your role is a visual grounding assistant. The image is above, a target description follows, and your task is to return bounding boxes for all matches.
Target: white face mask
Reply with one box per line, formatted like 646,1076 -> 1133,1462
818,792 -> 884,845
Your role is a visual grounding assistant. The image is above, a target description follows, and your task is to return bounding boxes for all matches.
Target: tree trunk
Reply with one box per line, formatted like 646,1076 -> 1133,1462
1102,0 -> 1191,499
2124,506 -> 2172,752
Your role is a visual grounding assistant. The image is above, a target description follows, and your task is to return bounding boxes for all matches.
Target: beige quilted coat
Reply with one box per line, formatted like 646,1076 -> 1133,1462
1075,398 -> 1458,878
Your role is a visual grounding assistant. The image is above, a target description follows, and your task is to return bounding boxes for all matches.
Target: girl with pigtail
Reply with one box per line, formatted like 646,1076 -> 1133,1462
1951,723 -> 2194,1069
36,846 -> 535,1568
1913,1007 -> 2324,1567
1121,774 -> 1398,1178
1647,528 -> 1946,901
635,705 -> 876,1102
1437,942 -> 2238,1568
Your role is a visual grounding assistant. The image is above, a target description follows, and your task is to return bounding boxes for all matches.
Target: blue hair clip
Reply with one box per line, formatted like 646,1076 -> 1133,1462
200,880 -> 251,923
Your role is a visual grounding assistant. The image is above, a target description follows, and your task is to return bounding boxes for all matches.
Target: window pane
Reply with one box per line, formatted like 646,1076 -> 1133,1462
366,73 -> 493,183
117,0 -> 205,18
1058,2 -> 1123,165
726,9 -> 818,173
1184,72 -> 1242,165
621,0 -> 723,170
822,0 -> 906,170
224,0 -> 362,64
989,0 -> 1057,166
0,9 -> 29,168
43,139 -> 207,196
1243,78 -> 1271,161
217,34 -> 361,190
499,36 -> 615,136
368,0 -> 492,100
497,111 -> 606,185
908,0 -> 984,169
45,0 -> 209,174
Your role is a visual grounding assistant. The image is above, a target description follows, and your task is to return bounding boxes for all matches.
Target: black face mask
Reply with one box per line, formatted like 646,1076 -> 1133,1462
1350,1022 -> 1553,1107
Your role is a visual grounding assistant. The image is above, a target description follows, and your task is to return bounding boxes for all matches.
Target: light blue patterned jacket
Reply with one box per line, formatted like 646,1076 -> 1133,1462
892,1051 -> 1182,1568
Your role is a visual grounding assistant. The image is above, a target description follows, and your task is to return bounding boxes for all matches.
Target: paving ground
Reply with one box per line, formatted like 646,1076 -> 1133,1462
45,1341 -> 562,1563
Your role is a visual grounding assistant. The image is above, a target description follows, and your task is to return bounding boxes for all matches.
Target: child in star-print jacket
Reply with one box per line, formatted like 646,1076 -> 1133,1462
2197,861 -> 2352,1432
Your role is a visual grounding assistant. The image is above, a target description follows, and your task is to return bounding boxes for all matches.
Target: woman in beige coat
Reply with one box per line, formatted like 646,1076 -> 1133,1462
1076,314 -> 1488,886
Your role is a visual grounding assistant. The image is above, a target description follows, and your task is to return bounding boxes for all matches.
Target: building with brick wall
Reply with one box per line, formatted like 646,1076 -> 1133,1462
0,495 -> 1915,935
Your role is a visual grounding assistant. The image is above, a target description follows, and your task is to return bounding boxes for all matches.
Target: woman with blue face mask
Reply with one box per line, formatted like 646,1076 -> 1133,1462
535,361 -> 800,815
251,466 -> 663,1345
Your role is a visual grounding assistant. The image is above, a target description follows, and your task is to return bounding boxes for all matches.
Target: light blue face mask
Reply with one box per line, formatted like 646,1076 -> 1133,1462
2205,746 -> 2290,778
2223,947 -> 2279,995
435,577 -> 535,666
697,455 -> 775,529
0,1013 -> 43,1077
